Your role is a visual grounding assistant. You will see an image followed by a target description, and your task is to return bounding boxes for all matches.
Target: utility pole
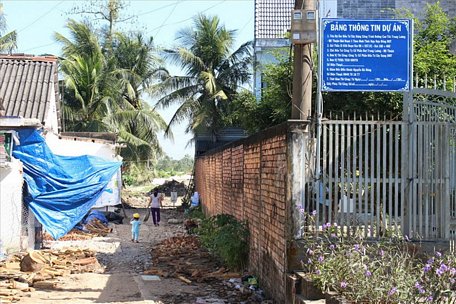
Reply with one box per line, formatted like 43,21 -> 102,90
291,0 -> 315,120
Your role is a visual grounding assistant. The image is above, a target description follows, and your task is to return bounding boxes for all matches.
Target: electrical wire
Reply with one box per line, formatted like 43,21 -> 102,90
153,1 -> 180,37
149,0 -> 226,33
23,42 -> 58,53
238,15 -> 253,36
136,2 -> 180,17
17,0 -> 65,33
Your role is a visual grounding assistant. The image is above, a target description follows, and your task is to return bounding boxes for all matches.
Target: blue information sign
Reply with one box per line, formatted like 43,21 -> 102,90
321,19 -> 412,92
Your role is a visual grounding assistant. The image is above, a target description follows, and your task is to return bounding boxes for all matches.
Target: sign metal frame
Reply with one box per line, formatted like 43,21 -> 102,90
320,18 -> 413,92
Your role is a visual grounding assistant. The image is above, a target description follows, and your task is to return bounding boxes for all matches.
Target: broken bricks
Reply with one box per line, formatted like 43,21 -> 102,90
0,248 -> 102,302
146,235 -> 267,303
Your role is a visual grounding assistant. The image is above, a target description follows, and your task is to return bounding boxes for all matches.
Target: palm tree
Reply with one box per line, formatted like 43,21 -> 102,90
152,14 -> 252,141
56,20 -> 167,161
56,20 -> 111,131
112,32 -> 168,109
0,3 -> 16,53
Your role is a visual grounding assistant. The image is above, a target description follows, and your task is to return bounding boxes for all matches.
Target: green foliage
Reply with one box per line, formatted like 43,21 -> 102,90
155,154 -> 194,177
122,173 -> 135,186
56,5 -> 167,163
0,3 -> 17,53
226,50 -> 292,134
152,14 -> 252,140
122,162 -> 154,186
196,214 -> 249,271
186,205 -> 205,220
412,2 -> 456,89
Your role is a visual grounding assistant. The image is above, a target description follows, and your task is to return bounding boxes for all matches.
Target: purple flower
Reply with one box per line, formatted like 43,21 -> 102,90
340,281 -> 347,288
329,244 -> 335,250
450,278 -> 455,285
330,233 -> 337,238
311,210 -> 317,216
435,251 -> 442,257
415,282 -> 425,294
315,270 -> 321,275
423,264 -> 432,273
354,244 -> 360,252
388,287 -> 397,296
426,296 -> 433,302
307,258 -> 312,264
306,248 -> 314,256
324,222 -> 331,229
299,208 -> 305,214
379,249 -> 384,257
427,257 -> 435,265
450,268 -> 456,276
439,263 -> 449,273
364,270 -> 372,277
318,255 -> 324,263
435,263 -> 448,276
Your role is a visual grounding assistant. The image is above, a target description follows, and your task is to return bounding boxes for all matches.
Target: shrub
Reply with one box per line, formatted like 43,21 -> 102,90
301,212 -> 456,303
196,214 -> 249,271
186,205 -> 205,220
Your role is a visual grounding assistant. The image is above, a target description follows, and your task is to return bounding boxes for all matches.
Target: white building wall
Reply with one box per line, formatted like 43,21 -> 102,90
0,159 -> 24,253
45,133 -> 117,160
44,133 -> 122,207
44,85 -> 59,135
254,39 -> 291,99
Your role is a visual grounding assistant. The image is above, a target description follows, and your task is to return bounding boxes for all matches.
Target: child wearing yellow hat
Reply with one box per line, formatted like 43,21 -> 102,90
130,213 -> 141,243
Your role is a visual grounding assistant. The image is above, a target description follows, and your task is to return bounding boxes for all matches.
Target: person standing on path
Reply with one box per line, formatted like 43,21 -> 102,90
130,213 -> 142,242
148,190 -> 163,226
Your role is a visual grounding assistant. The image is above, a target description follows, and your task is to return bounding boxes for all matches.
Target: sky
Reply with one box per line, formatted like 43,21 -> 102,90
2,0 -> 254,159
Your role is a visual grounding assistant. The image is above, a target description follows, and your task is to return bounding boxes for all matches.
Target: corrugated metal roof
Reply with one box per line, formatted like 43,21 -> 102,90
255,0 -> 294,39
0,55 -> 59,125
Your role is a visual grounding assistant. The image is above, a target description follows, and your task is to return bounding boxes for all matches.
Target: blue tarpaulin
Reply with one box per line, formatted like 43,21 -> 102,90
12,129 -> 122,240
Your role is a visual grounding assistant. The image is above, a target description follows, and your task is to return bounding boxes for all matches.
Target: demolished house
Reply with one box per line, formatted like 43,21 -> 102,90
0,55 -> 122,254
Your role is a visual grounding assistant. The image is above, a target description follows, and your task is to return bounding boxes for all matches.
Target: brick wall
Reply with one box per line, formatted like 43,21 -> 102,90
194,122 -> 308,303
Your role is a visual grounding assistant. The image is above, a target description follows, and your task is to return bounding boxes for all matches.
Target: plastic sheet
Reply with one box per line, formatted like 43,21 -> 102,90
12,129 -> 121,240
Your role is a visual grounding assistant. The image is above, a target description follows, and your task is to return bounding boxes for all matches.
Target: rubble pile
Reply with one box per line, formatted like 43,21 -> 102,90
146,236 -> 265,303
151,179 -> 187,196
121,196 -> 145,208
0,248 -> 102,303
84,219 -> 112,236
42,219 -> 112,242
43,229 -> 93,241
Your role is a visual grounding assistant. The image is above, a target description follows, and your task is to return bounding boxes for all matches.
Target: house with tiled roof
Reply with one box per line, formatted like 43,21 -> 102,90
0,54 -> 60,134
0,54 -> 122,253
0,54 -> 61,253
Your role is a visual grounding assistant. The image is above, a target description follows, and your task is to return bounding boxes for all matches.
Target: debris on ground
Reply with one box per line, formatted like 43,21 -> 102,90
167,218 -> 183,224
43,229 -> 94,241
0,248 -> 102,303
151,179 -> 187,196
145,235 -> 267,303
70,210 -> 113,237
183,218 -> 200,234
84,219 -> 112,236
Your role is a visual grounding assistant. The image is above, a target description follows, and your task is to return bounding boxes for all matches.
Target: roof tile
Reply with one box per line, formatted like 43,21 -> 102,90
0,55 -> 59,124
255,0 -> 294,39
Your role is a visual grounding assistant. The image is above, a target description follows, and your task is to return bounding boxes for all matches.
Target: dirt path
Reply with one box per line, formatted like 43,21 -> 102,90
18,208 -> 196,304
11,207 -> 325,304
